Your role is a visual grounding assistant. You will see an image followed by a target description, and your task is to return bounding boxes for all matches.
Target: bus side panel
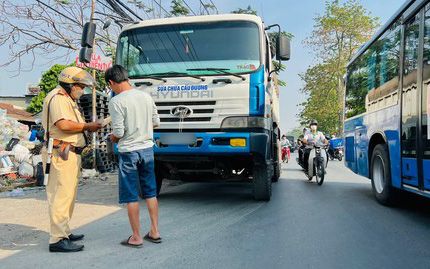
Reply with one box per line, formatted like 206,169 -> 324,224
344,116 -> 364,174
345,105 -> 401,187
424,160 -> 430,191
365,104 -> 401,189
385,129 -> 402,188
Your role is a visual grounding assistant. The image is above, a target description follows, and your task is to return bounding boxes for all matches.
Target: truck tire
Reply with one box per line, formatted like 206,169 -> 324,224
370,144 -> 398,206
272,161 -> 280,182
253,164 -> 272,201
272,132 -> 280,183
155,166 -> 163,197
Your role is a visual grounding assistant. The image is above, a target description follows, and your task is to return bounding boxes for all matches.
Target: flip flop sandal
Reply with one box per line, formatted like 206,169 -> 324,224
120,236 -> 143,248
144,233 -> 162,244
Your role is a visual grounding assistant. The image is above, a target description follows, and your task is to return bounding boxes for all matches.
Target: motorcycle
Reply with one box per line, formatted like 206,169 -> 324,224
281,146 -> 290,163
328,146 -> 343,161
328,138 -> 343,161
305,144 -> 328,185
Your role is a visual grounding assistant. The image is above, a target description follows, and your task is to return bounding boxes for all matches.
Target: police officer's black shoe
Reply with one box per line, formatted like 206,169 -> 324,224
49,238 -> 84,252
68,233 -> 84,241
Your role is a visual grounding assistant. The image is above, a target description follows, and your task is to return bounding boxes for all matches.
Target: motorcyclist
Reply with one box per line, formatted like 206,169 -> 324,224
328,134 -> 336,158
298,128 -> 309,167
281,135 -> 291,162
302,120 -> 328,172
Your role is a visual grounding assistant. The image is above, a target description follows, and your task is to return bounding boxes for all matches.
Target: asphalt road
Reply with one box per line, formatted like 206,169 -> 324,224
1,154 -> 430,269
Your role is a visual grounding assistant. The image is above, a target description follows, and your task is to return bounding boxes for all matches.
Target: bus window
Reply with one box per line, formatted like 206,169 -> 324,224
423,6 -> 430,157
402,14 -> 420,157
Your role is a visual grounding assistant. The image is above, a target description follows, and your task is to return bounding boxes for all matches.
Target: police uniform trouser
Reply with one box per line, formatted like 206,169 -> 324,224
46,149 -> 81,244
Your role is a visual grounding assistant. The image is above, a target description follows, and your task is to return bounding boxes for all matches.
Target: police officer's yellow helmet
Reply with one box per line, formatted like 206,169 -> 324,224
58,67 -> 96,87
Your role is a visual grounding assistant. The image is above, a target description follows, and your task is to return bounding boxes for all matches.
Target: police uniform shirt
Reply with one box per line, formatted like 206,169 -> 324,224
42,86 -> 86,147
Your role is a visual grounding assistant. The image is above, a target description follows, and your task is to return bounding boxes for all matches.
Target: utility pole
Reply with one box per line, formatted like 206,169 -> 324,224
90,0 -> 97,169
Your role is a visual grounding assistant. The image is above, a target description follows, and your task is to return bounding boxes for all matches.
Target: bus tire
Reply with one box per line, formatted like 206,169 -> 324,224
253,164 -> 272,201
370,144 -> 398,206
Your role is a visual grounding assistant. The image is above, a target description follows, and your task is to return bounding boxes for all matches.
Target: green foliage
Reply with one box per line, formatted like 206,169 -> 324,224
27,64 -> 68,114
171,0 -> 189,16
26,91 -> 47,114
299,61 -> 340,134
306,0 -> 379,61
268,32 -> 293,87
38,64 -> 68,94
232,5 -> 257,15
300,0 -> 380,132
285,126 -> 305,140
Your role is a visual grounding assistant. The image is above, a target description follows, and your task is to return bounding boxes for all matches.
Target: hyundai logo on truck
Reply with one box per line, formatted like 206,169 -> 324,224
170,106 -> 193,118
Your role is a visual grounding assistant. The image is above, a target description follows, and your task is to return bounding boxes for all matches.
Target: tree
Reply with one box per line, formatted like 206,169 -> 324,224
0,0 -> 121,72
27,64 -> 67,113
299,60 -> 340,134
170,0 -> 189,16
232,5 -> 257,15
285,126 -> 305,140
301,0 -> 379,132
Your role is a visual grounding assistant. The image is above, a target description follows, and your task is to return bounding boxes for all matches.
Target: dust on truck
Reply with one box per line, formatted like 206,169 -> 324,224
115,14 -> 290,201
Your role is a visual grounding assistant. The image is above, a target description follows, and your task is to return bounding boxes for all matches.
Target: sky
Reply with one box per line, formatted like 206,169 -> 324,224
0,0 -> 407,132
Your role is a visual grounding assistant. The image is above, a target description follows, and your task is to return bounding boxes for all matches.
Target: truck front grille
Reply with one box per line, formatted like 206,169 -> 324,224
155,100 -> 216,123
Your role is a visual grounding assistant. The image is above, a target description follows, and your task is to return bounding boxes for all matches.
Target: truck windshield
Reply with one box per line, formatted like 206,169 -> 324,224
117,21 -> 261,77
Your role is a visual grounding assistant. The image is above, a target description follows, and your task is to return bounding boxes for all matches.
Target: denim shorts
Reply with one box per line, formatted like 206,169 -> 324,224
118,147 -> 157,203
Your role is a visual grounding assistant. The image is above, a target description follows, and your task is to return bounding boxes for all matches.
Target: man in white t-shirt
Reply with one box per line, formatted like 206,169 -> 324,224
303,120 -> 328,171
106,65 -> 161,248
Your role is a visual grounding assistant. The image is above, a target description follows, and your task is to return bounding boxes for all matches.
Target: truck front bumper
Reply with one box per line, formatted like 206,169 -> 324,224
154,131 -> 270,161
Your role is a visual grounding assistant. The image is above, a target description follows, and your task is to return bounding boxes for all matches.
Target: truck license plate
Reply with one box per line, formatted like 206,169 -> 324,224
159,133 -> 196,145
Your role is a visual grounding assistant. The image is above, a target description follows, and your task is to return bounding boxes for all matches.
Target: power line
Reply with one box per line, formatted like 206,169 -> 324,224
113,0 -> 143,20
34,0 -> 116,44
181,0 -> 197,16
208,0 -> 218,14
199,0 -> 210,15
150,0 -> 171,17
35,0 -> 80,25
105,0 -> 135,21
96,0 -> 119,15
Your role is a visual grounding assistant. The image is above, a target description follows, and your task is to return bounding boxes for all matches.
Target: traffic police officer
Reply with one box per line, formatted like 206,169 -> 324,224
42,67 -> 102,252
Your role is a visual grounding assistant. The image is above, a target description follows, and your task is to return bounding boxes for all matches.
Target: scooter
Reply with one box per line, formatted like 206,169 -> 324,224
305,144 -> 328,185
328,138 -> 343,161
281,146 -> 290,163
328,146 -> 343,161
296,146 -> 306,169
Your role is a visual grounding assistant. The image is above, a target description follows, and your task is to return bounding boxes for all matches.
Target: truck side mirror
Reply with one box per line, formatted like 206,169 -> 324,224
81,22 -> 97,48
79,47 -> 93,63
276,35 -> 291,61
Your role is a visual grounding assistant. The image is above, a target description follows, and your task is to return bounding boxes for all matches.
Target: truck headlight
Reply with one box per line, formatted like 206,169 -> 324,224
221,116 -> 271,130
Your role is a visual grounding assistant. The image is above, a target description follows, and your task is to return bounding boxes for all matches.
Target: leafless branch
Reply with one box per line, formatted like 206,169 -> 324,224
0,0 -> 119,74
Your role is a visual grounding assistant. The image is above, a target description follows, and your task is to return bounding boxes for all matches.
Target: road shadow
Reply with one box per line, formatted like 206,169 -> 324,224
0,224 -> 48,251
159,182 -> 255,203
290,175 -> 430,225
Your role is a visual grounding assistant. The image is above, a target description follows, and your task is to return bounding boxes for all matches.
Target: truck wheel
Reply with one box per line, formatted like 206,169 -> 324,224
272,161 -> 280,182
272,131 -> 280,183
370,144 -> 398,206
156,177 -> 163,197
253,164 -> 272,201
155,166 -> 163,197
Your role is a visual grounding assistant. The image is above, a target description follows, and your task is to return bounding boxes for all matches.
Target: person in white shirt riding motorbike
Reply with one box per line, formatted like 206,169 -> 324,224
302,120 -> 328,173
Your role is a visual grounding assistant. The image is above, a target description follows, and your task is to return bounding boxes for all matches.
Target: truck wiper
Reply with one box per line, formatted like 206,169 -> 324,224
129,75 -> 167,82
150,71 -> 205,82
186,68 -> 246,81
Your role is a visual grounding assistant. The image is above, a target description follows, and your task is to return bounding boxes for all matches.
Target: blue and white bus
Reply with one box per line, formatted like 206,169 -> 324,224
344,0 -> 430,205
